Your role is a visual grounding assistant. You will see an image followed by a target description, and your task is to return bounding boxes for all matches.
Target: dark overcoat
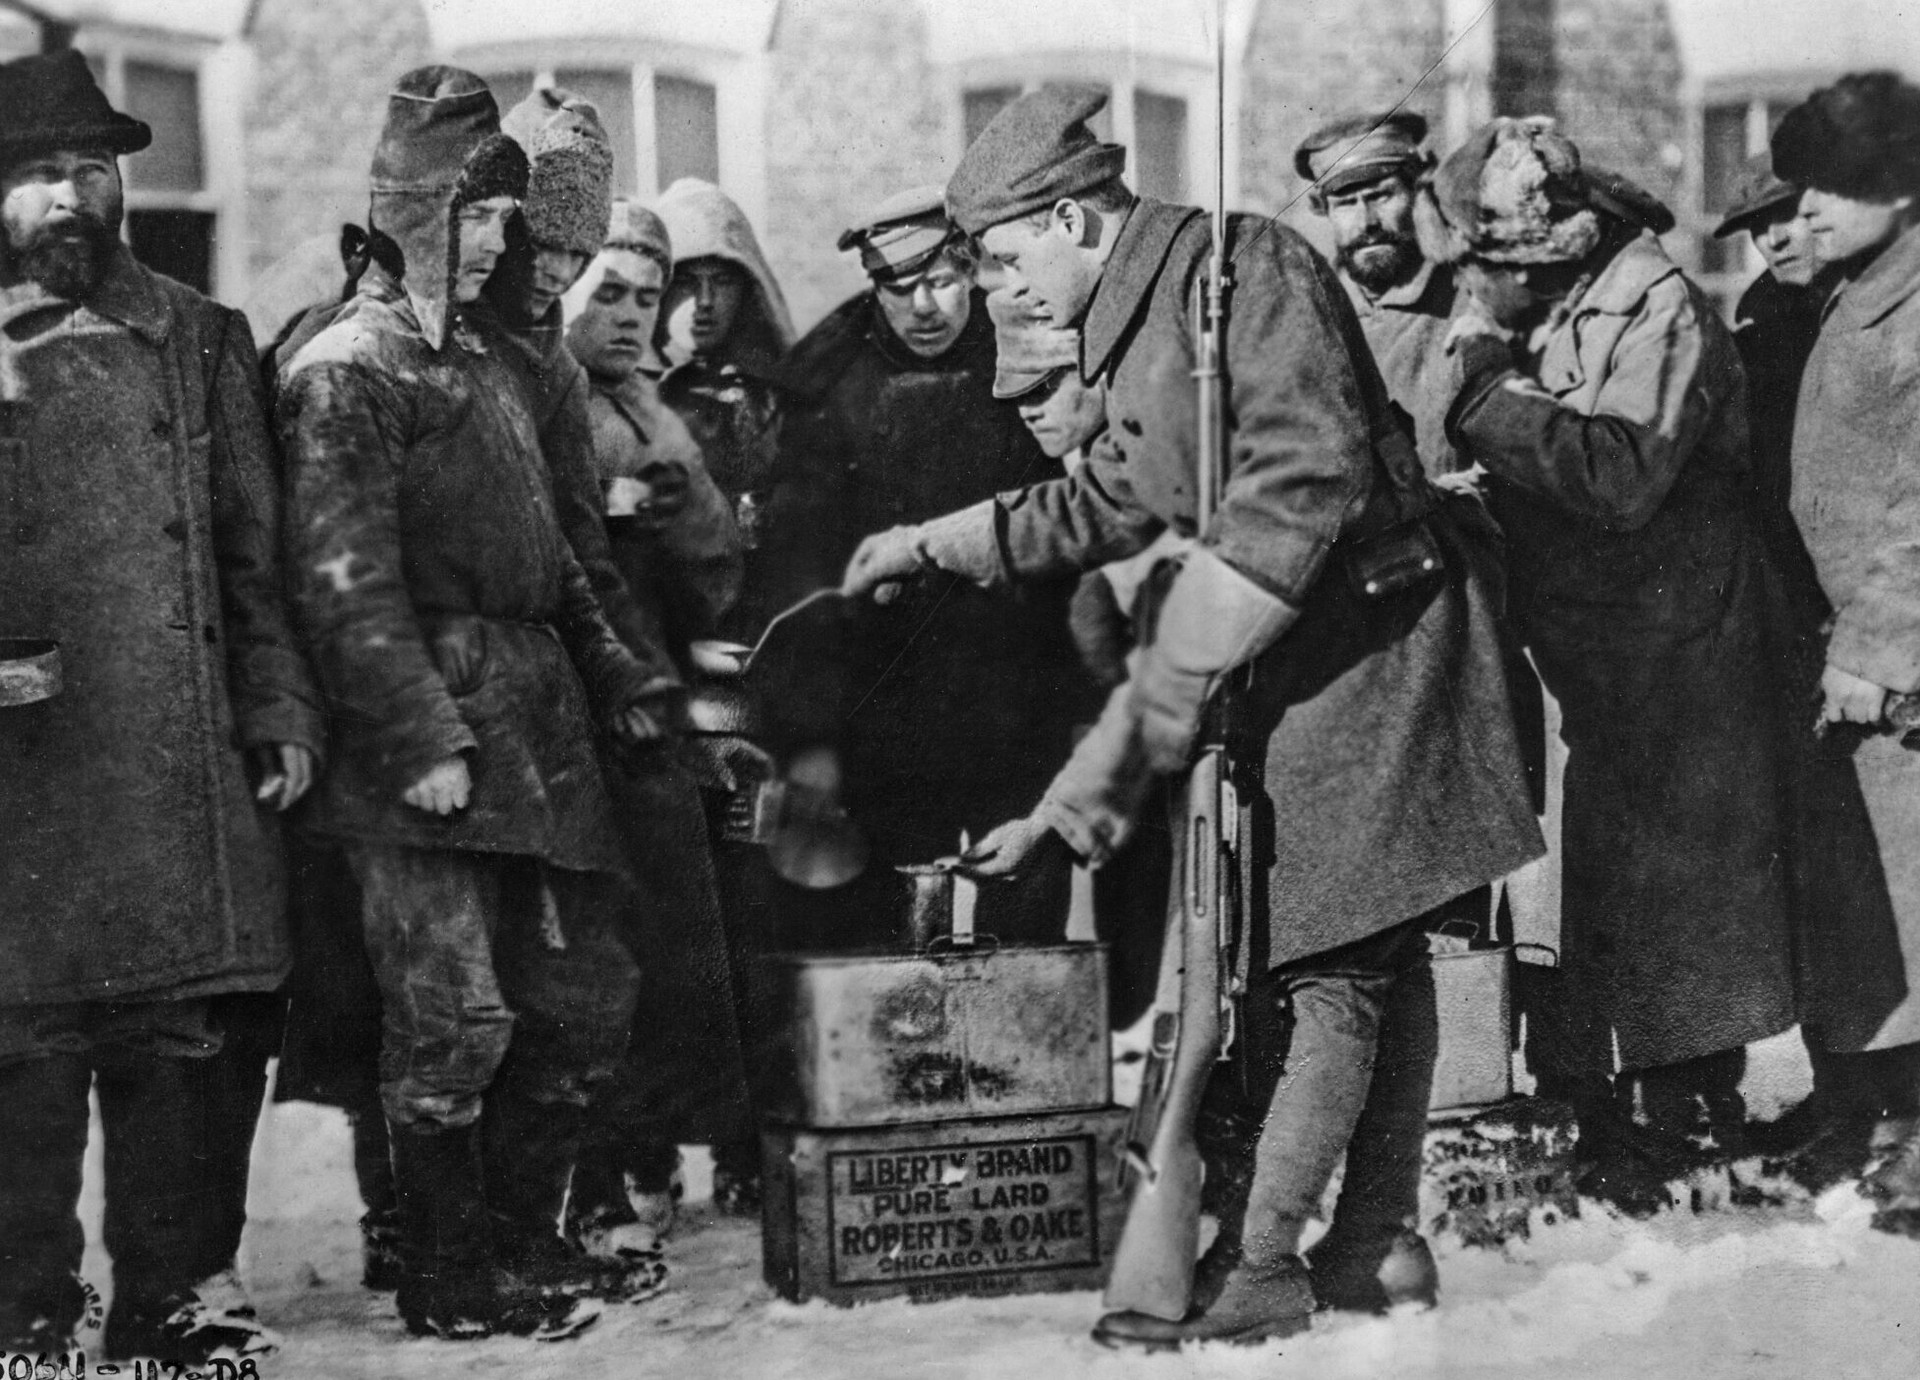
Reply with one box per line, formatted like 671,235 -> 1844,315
995,200 -> 1544,966
276,267 -> 647,876
0,247 -> 323,1006
776,289 -> 1092,791
1449,233 -> 1795,1070
1785,220 -> 1920,1054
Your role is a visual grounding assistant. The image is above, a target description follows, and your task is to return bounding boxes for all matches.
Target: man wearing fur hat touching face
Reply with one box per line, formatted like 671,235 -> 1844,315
1767,72 -> 1920,1222
843,86 -> 1542,1347
277,66 -> 668,1341
1422,117 -> 1795,1209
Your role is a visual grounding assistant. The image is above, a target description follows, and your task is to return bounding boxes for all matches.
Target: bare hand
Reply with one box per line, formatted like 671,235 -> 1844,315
1431,463 -> 1489,498
403,756 -> 472,815
957,813 -> 1066,881
842,525 -> 925,602
1821,664 -> 1888,726
253,743 -> 317,812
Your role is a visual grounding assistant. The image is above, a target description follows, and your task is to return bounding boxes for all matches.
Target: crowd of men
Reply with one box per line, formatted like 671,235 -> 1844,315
2,42 -> 1920,1363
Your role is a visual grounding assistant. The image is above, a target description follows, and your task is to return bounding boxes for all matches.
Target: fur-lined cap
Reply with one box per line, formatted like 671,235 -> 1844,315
502,86 -> 615,259
1416,116 -> 1601,266
1773,71 -> 1920,201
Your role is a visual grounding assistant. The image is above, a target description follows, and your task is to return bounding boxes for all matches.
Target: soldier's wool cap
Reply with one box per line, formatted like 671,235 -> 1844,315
947,85 -> 1129,235
837,184 -> 962,281
502,86 -> 615,260
987,287 -> 1080,399
1773,71 -> 1920,201
1713,152 -> 1799,239
0,50 -> 150,161
1295,110 -> 1432,196
1414,116 -> 1601,266
1585,165 -> 1676,236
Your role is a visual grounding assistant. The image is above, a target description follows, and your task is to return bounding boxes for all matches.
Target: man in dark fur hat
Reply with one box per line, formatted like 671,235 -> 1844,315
276,66 -> 668,1340
0,50 -> 322,1365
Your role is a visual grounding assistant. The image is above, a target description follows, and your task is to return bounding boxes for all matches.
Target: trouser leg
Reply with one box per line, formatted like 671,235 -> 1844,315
348,845 -> 515,1133
187,993 -> 284,1282
1325,935 -> 1439,1238
484,863 -> 638,1245
1232,920 -> 1426,1265
0,1052 -> 93,1348
96,1047 -> 217,1316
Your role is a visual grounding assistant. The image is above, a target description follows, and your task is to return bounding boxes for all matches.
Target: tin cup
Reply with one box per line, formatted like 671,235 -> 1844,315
0,639 -> 61,707
897,864 -> 954,951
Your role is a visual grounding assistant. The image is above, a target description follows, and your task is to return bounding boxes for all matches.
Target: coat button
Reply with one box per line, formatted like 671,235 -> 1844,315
150,418 -> 169,438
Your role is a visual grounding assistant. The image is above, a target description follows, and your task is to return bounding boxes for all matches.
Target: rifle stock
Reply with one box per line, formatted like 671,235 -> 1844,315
1102,746 -> 1226,1320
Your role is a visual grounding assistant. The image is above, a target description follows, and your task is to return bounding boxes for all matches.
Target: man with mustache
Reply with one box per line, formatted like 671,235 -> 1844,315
1297,112 -> 1462,479
0,52 -> 322,1364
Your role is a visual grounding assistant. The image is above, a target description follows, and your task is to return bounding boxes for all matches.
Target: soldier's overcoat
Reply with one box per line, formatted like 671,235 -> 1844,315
996,199 -> 1544,965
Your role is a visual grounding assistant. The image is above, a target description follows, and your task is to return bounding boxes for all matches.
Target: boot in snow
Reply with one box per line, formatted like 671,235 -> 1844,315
1306,1227 -> 1438,1312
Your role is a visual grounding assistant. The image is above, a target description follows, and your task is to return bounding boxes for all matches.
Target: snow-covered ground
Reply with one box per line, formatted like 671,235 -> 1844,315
64,1029 -> 1920,1379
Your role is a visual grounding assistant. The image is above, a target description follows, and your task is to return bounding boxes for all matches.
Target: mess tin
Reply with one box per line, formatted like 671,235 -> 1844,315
0,639 -> 62,707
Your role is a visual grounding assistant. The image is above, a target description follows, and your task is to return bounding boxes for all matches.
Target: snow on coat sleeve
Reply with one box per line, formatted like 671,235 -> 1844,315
1446,273 -> 1721,532
201,298 -> 327,759
280,344 -> 479,795
1826,356 -> 1920,693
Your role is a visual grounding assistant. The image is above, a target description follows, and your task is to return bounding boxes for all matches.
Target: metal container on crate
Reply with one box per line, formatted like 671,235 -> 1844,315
763,942 -> 1111,1128
761,1105 -> 1131,1305
1427,920 -> 1515,1115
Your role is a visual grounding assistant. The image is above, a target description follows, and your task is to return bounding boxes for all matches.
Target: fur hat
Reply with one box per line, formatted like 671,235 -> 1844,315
1416,117 -> 1601,266
502,86 -> 615,260
1773,71 -> 1920,201
368,66 -> 524,349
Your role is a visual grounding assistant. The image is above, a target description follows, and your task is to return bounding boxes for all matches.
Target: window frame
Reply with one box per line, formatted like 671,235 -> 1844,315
72,27 -> 241,299
447,37 -> 768,233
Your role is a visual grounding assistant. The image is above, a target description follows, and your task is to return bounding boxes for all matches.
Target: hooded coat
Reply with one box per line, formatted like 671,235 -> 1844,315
0,245 -> 323,1006
1784,219 -> 1920,1054
988,201 -> 1544,966
652,178 -> 794,638
276,72 -> 648,876
1447,232 -> 1796,1071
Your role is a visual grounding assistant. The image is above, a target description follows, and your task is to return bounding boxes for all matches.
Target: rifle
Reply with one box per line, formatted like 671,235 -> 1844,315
1101,4 -> 1238,1323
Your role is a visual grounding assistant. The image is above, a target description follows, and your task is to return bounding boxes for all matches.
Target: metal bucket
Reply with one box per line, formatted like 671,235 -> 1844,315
0,639 -> 61,707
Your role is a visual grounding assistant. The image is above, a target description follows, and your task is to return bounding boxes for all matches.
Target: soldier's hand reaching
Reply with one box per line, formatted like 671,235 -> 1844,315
958,812 -> 1072,881
1821,663 -> 1889,726
841,524 -> 927,603
404,755 -> 472,815
253,743 -> 316,812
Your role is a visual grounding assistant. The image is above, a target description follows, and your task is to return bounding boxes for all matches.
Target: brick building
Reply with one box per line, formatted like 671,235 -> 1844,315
2,0 -> 1915,322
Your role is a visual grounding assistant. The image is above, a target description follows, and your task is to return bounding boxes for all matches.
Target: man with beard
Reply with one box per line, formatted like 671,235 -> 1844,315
1297,112 -> 1461,478
0,52 -> 323,1364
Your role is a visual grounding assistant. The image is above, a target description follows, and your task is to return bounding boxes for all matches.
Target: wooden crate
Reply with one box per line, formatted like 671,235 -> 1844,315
761,1106 -> 1131,1305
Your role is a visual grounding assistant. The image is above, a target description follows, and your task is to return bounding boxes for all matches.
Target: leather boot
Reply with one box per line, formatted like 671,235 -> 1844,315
1093,1256 -> 1314,1351
1307,1227 -> 1438,1312
483,1092 -> 666,1306
390,1120 -> 598,1340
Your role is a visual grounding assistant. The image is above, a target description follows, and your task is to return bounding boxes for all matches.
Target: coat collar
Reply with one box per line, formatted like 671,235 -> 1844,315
1831,219 -> 1920,331
1081,197 -> 1204,381
1563,231 -> 1679,320
0,242 -> 172,342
